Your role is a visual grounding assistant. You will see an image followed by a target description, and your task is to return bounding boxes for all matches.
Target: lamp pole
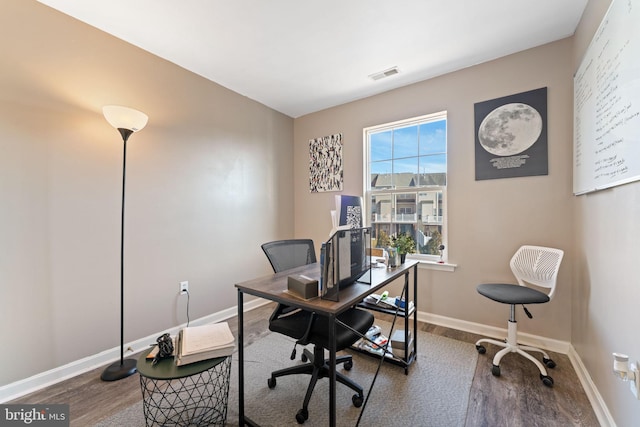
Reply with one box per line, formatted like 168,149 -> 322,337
101,106 -> 148,381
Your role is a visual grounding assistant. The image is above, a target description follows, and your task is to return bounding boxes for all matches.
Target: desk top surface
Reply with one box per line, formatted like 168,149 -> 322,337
235,260 -> 418,315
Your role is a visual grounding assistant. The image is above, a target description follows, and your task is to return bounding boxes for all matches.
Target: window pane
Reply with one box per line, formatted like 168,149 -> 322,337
419,120 -> 447,155
418,154 -> 447,186
371,160 -> 392,175
394,193 -> 416,223
417,191 -> 444,255
418,191 -> 442,224
371,193 -> 392,223
419,154 -> 447,173
392,157 -> 418,188
371,160 -> 392,190
370,130 -> 392,162
393,125 -> 419,158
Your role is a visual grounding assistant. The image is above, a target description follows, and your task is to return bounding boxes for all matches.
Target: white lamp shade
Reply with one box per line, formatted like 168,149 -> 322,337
103,105 -> 148,132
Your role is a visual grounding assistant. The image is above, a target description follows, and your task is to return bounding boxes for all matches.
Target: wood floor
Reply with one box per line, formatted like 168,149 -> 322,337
10,303 -> 600,426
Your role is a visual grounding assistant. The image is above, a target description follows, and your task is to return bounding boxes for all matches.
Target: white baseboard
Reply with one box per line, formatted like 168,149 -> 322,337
0,298 -> 267,403
417,310 -> 613,427
567,346 -> 616,427
418,311 -> 571,353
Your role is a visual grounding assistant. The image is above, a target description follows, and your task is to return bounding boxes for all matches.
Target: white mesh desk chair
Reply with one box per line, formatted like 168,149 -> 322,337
475,245 -> 564,387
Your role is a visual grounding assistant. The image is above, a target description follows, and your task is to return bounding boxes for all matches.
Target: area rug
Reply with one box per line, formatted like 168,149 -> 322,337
96,321 -> 477,426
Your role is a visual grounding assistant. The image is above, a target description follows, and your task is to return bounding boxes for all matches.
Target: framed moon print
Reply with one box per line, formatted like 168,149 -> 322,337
474,87 -> 548,181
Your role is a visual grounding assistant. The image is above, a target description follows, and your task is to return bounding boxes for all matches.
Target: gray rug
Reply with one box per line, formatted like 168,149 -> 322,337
96,321 -> 477,426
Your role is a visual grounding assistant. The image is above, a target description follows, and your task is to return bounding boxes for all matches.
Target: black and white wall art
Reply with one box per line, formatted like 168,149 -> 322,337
474,87 -> 548,181
309,133 -> 343,192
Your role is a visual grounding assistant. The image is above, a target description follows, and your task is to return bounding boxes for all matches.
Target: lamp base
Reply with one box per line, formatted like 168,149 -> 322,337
101,358 -> 137,381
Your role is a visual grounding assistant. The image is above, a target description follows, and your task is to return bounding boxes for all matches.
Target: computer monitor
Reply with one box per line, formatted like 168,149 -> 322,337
320,227 -> 371,301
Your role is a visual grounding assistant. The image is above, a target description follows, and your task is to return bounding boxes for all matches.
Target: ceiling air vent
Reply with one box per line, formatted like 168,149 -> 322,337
368,66 -> 399,81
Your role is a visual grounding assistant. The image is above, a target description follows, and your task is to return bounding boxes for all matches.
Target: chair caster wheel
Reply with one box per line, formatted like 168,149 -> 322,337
541,374 -> 554,387
491,365 -> 501,376
267,377 -> 276,389
344,360 -> 353,371
296,408 -> 308,424
476,345 -> 486,354
352,394 -> 363,408
543,357 -> 556,369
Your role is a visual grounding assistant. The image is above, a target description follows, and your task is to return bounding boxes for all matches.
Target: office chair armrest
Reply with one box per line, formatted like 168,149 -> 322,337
269,303 -> 299,322
296,312 -> 317,346
269,303 -> 317,346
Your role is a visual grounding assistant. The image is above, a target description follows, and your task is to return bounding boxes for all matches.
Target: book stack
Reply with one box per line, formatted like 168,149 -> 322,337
362,293 -> 414,313
390,329 -> 413,359
353,324 -> 392,358
175,322 -> 235,366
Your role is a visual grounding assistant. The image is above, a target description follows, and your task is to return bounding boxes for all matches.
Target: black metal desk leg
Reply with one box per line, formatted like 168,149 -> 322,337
329,313 -> 336,427
237,289 -> 245,426
413,264 -> 418,362
403,270 -> 410,375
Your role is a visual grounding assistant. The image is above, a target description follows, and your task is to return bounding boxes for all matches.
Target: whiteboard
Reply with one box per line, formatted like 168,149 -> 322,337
573,0 -> 640,195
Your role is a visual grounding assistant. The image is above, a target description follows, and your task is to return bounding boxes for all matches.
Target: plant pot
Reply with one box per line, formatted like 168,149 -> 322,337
400,253 -> 406,264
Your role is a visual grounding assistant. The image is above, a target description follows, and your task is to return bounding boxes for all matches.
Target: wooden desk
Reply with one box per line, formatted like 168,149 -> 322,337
235,259 -> 418,427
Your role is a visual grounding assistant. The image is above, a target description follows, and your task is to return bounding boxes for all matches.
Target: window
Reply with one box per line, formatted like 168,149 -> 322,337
364,112 -> 447,260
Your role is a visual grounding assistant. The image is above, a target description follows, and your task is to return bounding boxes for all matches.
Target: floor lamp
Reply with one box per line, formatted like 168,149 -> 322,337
101,105 -> 149,381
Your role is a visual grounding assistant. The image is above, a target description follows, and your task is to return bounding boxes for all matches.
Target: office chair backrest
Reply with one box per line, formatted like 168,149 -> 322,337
261,239 -> 317,273
510,245 -> 564,299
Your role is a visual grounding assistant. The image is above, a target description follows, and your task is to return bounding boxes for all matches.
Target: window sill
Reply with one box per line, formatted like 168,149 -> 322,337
413,259 -> 457,272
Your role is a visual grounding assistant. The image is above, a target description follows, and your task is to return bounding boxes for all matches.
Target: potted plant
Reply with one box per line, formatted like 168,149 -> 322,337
376,230 -> 392,249
391,232 -> 416,263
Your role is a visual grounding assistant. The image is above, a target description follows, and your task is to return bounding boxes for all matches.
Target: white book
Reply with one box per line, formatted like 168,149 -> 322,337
181,322 -> 234,355
175,322 -> 235,366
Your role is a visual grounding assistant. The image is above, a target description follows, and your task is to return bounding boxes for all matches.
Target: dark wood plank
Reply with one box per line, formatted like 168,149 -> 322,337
467,341 -> 599,427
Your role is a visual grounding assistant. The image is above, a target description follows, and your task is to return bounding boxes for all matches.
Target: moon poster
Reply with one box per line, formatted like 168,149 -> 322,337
474,87 -> 548,181
309,133 -> 343,192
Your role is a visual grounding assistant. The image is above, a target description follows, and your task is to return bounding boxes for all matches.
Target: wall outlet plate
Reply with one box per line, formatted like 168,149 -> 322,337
180,281 -> 189,295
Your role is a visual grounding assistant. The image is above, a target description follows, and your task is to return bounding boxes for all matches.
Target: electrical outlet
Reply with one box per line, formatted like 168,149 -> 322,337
631,362 -> 640,399
180,281 -> 189,295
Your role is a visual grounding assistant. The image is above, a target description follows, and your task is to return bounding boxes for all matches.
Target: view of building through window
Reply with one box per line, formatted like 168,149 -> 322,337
364,112 -> 447,258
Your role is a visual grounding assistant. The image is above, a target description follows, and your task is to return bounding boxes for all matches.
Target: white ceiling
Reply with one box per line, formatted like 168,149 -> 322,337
37,0 -> 588,118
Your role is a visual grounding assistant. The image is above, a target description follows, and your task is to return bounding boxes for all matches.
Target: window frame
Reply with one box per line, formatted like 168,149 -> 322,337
363,111 -> 448,263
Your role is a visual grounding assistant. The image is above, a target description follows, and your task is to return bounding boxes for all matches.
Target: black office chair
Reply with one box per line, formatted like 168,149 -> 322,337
261,239 -> 375,424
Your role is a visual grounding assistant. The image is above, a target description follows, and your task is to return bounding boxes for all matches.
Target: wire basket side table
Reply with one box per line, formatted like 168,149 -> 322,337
137,349 -> 232,426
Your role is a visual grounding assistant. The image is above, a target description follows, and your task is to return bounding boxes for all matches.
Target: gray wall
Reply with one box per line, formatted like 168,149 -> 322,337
573,0 -> 640,425
0,0 -> 293,386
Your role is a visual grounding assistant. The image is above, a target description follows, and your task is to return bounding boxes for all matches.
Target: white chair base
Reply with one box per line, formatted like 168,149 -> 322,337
475,315 -> 556,387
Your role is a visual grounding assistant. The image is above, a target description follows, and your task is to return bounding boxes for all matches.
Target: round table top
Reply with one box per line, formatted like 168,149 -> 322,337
137,347 -> 229,380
